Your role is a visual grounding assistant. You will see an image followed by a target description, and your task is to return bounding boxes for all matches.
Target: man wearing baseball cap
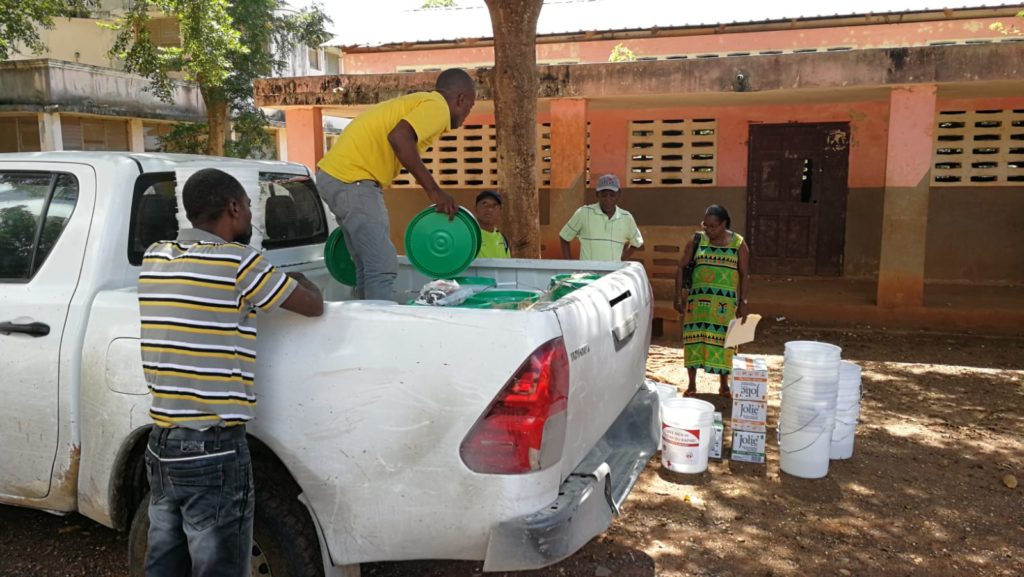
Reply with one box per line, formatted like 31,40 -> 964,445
474,190 -> 511,259
559,173 -> 644,261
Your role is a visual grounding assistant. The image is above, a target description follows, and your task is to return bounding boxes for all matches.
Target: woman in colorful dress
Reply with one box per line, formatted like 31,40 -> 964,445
673,205 -> 751,397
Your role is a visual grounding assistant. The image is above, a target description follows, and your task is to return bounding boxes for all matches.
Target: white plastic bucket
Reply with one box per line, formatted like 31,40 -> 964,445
652,382 -> 679,450
780,416 -> 834,434
782,370 -> 839,389
829,415 -> 857,460
779,424 -> 834,478
780,405 -> 836,425
782,384 -> 839,401
655,382 -> 679,404
785,341 -> 842,362
782,370 -> 841,392
830,361 -> 862,460
661,398 -> 715,474
779,340 -> 846,477
839,360 -> 862,381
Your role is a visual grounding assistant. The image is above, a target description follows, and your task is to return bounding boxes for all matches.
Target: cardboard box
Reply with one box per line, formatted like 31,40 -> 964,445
731,430 -> 767,464
731,379 -> 769,402
731,400 -> 768,432
732,355 -> 769,379
709,412 -> 724,460
731,355 -> 769,402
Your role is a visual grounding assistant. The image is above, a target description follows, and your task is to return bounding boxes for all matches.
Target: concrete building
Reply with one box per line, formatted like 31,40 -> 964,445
256,1 -> 1024,334
0,0 -> 342,157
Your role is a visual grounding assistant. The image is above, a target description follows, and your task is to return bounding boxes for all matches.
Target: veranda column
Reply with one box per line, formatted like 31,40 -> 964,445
877,85 -> 937,307
547,98 -> 588,257
284,107 -> 324,173
129,119 -> 145,152
39,111 -> 63,151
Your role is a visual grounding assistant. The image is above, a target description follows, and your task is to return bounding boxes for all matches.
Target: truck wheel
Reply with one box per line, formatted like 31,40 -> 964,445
128,491 -> 325,577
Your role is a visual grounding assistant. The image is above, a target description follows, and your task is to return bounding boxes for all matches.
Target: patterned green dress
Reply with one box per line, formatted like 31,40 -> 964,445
683,231 -> 744,375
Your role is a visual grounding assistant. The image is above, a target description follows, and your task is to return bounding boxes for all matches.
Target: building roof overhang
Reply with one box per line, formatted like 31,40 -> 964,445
0,59 -> 206,122
330,5 -> 1024,52
254,42 -> 1024,115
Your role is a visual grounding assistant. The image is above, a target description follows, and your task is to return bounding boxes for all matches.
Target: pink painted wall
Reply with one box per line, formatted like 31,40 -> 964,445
585,95 -> 1022,190
285,108 -> 323,172
586,101 -> 892,190
885,86 -> 938,188
343,17 -> 1012,73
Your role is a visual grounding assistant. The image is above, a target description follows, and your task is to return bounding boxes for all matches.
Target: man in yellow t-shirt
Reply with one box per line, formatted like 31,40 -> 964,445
316,68 -> 476,300
473,190 -> 511,259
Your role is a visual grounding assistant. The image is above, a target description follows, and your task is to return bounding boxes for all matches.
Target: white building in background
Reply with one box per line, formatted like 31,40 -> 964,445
0,0 -> 346,158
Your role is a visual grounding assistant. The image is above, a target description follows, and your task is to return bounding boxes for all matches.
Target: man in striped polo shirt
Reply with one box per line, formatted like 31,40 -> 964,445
559,173 -> 644,261
138,168 -> 323,577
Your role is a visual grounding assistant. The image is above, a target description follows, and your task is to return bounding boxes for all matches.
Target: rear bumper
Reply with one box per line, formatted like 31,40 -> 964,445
482,385 -> 659,572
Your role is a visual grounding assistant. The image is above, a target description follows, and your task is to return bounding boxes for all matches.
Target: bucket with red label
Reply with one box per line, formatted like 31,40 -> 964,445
661,398 -> 715,474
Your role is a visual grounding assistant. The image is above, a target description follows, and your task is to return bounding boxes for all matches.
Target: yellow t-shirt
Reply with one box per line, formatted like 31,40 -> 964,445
318,91 -> 451,187
478,228 -> 511,259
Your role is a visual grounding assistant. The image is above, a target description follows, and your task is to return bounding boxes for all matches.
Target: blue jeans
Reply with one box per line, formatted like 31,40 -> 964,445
317,169 -> 398,301
145,425 -> 254,577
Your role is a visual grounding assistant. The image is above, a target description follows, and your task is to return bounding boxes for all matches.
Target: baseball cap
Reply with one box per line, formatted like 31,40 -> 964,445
596,174 -> 620,192
475,190 -> 502,205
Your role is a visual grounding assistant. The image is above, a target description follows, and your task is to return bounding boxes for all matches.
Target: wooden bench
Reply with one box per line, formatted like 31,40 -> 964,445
628,225 -> 699,339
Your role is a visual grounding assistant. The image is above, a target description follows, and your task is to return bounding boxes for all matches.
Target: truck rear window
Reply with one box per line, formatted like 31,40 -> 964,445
127,171 -> 328,266
0,171 -> 79,281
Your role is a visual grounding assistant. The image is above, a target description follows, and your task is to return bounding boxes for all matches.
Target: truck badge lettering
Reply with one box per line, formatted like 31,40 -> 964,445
570,345 -> 590,362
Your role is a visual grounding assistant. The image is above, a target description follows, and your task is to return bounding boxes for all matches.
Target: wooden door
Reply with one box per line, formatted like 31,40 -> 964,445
746,123 -> 850,276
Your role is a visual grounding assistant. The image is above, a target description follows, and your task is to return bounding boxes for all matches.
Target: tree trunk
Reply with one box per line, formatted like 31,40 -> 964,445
203,88 -> 230,157
485,0 -> 543,258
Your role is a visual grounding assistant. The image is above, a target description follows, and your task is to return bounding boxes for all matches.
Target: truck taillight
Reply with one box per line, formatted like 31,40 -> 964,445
460,338 -> 569,474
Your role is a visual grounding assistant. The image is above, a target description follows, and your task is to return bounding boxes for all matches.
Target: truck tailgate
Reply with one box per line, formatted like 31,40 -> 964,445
550,262 -> 653,480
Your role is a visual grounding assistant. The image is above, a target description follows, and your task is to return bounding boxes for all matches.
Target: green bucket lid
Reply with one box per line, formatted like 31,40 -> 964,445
324,228 -> 357,286
404,206 -> 482,279
549,272 -> 604,289
453,275 -> 497,288
548,272 -> 604,300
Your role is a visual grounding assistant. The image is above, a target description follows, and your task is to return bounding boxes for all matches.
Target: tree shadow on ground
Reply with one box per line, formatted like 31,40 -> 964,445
363,539 -> 656,577
621,408 -> 1023,576
616,338 -> 1024,577
738,320 -> 1024,370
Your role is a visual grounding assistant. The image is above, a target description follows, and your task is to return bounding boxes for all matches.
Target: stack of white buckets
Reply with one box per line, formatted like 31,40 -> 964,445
655,382 -> 716,474
778,341 -> 862,478
831,361 -> 863,460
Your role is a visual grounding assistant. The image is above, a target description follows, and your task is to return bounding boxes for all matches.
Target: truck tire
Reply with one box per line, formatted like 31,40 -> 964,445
128,490 -> 325,577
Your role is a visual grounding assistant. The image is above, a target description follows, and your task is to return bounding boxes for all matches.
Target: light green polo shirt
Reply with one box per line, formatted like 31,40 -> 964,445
559,204 -> 644,261
478,228 -> 510,259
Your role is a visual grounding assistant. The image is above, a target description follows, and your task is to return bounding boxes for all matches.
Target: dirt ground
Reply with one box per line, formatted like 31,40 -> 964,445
2,320 -> 1022,577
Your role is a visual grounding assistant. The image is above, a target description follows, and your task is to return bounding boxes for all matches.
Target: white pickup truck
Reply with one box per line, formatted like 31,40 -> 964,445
0,152 -> 658,576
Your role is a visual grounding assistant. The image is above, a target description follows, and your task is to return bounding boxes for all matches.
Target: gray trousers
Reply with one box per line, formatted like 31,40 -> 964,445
317,170 -> 397,301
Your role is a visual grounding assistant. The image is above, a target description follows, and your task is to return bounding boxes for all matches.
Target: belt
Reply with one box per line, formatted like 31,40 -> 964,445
152,425 -> 247,442
352,179 -> 382,188
316,169 -> 381,189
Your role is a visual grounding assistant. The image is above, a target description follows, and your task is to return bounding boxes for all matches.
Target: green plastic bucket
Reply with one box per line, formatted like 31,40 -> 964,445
404,206 -> 482,279
452,276 -> 497,288
324,228 -> 357,286
459,289 -> 541,310
548,273 -> 604,300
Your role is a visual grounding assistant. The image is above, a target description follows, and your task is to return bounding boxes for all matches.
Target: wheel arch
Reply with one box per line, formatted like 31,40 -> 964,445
110,428 -> 308,530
